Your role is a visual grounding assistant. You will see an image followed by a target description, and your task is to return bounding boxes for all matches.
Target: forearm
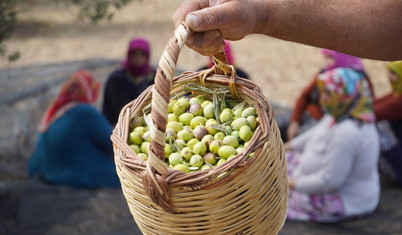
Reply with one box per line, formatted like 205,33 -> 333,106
256,0 -> 402,60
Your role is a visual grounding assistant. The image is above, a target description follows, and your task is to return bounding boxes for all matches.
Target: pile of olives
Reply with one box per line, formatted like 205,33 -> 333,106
128,93 -> 258,173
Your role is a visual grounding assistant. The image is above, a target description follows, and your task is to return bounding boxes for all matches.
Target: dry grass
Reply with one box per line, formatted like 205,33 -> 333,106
1,0 -> 391,106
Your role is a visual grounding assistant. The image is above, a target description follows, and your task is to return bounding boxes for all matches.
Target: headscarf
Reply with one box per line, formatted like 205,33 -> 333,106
387,60 -> 402,96
208,40 -> 235,68
121,37 -> 151,77
317,68 -> 375,123
39,70 -> 101,132
321,49 -> 364,72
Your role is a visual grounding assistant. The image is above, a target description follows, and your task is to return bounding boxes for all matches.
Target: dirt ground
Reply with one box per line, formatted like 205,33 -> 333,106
1,0 -> 392,107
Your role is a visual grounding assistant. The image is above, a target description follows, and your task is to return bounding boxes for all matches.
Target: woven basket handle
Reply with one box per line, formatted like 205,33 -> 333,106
147,24 -> 230,174
143,24 -> 231,212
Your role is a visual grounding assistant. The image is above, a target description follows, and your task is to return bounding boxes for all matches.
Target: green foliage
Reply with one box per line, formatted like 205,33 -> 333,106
0,0 -> 18,61
70,0 -> 137,23
0,0 -> 140,62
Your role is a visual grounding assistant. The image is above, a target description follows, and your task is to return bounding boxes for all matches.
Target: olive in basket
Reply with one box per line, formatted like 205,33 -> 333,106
127,85 -> 258,173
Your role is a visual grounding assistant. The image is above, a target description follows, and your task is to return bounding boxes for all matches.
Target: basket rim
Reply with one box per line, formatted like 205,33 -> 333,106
111,69 -> 275,188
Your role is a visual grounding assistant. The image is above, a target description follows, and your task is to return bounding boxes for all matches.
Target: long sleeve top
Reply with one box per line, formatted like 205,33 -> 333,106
28,104 -> 120,188
290,115 -> 380,216
102,68 -> 155,125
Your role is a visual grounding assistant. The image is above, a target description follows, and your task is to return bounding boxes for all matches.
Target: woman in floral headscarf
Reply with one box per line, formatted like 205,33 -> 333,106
374,61 -> 402,187
102,37 -> 156,125
282,49 -> 375,142
29,70 -> 120,188
284,68 -> 380,222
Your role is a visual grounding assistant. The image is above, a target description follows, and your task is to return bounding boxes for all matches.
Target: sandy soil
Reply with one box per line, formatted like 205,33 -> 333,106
1,0 -> 392,107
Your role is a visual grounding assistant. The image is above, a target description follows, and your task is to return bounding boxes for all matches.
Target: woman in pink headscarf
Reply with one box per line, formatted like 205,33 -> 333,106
102,38 -> 156,125
281,49 -> 375,142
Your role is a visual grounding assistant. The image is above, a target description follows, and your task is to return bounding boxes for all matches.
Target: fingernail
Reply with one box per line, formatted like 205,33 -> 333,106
186,14 -> 200,29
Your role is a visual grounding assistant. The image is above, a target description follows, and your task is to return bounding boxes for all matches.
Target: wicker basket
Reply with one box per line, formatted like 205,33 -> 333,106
111,24 -> 288,234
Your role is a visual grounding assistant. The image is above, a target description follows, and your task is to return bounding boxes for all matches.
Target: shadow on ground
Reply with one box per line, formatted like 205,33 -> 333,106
0,59 -> 401,235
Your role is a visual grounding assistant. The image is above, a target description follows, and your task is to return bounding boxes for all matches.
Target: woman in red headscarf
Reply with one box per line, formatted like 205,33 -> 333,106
29,70 -> 120,188
281,49 -> 375,142
102,38 -> 156,125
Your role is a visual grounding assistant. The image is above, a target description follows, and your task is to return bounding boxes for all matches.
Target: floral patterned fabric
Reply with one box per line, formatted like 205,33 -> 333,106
286,151 -> 346,222
39,70 -> 100,132
317,68 -> 375,123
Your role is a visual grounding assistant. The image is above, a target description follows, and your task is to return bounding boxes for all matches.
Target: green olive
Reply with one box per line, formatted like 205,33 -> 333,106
223,135 -> 239,148
140,142 -> 150,155
167,121 -> 183,133
173,102 -> 186,116
177,129 -> 194,142
205,119 -> 219,135
242,107 -> 257,118
193,142 -> 207,156
220,109 -> 233,123
239,125 -> 253,141
214,131 -> 226,141
173,164 -> 189,173
169,152 -> 183,166
218,145 -> 237,159
187,138 -> 200,149
179,113 -> 194,125
190,154 -> 204,167
168,99 -> 178,113
180,147 -> 193,161
216,158 -> 227,167
203,103 -> 215,118
231,117 -> 248,131
130,144 -> 140,154
129,131 -> 143,145
209,139 -> 223,154
165,144 -> 173,158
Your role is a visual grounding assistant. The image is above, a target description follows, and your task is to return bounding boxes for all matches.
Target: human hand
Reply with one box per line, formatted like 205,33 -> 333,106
286,121 -> 300,140
284,142 -> 292,151
172,0 -> 264,55
288,176 -> 296,190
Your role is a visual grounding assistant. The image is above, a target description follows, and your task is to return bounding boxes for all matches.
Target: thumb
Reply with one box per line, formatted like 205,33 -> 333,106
185,5 -> 230,32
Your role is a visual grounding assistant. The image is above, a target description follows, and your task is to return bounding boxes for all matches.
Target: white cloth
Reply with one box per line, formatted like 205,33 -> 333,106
290,115 -> 380,217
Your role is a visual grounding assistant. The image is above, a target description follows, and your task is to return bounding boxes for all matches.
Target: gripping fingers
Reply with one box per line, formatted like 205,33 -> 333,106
186,29 -> 225,56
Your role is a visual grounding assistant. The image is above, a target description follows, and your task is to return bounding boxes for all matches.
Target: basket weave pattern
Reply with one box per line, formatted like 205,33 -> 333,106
111,24 -> 288,234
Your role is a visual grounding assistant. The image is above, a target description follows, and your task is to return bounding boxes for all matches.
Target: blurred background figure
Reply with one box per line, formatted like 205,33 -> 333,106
198,40 -> 250,79
374,61 -> 402,187
28,70 -> 120,188
281,49 -> 374,142
284,68 -> 379,222
102,37 -> 156,126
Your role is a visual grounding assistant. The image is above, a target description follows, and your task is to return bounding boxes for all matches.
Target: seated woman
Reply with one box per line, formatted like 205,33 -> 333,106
283,49 -> 374,142
28,70 -> 120,188
285,68 -> 380,222
374,61 -> 402,187
102,37 -> 156,126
